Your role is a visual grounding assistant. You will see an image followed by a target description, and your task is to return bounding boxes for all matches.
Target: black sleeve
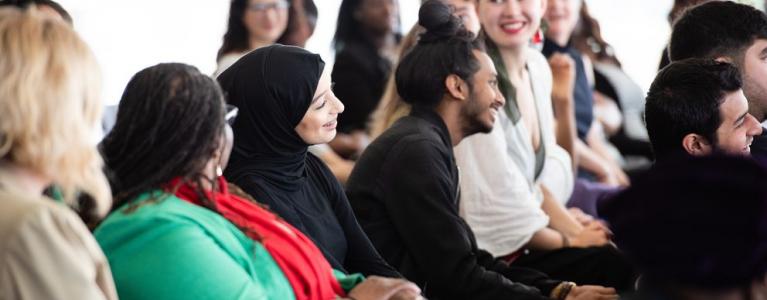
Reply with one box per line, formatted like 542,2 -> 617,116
310,154 -> 402,278
475,249 -> 561,296
380,139 -> 558,300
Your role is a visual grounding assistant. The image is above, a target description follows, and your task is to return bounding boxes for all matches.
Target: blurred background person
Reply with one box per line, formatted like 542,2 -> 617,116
571,1 -> 653,172
277,0 -> 317,47
330,0 -> 401,158
658,0 -> 714,71
544,0 -> 630,188
215,0 -> 290,76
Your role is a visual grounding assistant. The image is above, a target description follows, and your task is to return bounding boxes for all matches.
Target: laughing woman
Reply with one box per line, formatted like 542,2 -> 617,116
219,45 -> 401,278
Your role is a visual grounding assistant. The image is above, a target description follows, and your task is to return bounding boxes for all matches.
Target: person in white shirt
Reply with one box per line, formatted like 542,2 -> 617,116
453,0 -> 634,290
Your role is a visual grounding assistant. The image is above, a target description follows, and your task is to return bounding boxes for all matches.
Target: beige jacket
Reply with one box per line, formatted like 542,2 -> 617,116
0,170 -> 117,300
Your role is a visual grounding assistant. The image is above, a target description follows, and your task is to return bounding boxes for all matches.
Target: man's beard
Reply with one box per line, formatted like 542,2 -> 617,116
460,90 -> 493,137
742,74 -> 767,122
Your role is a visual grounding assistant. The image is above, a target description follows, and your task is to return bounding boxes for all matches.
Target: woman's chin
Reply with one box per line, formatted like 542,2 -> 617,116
305,132 -> 336,146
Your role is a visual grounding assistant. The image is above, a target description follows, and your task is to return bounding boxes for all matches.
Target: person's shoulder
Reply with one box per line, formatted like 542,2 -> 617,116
525,48 -> 553,88
215,51 -> 248,77
0,193 -> 117,300
95,192 -> 231,242
378,116 -> 443,148
0,191 -> 83,242
95,192 -> 253,263
386,131 -> 450,170
525,48 -> 550,68
0,191 -> 101,262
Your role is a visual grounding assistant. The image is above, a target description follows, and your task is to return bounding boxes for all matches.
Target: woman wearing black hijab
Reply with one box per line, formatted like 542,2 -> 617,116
218,44 -> 400,278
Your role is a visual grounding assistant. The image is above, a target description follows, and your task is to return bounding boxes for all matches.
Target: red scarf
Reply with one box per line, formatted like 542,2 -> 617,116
168,177 -> 346,300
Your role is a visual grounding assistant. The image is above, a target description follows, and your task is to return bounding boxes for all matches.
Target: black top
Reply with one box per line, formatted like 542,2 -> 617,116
658,47 -> 670,71
332,40 -> 392,133
346,106 -> 561,300
542,39 -> 594,141
218,45 -> 399,277
752,127 -> 767,167
235,153 -> 399,277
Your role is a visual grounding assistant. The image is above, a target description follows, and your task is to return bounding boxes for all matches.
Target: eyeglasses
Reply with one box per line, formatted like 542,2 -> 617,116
225,104 -> 238,126
247,0 -> 290,13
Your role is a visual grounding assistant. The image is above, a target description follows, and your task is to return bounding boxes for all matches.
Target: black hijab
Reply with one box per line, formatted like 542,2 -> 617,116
218,44 -> 325,192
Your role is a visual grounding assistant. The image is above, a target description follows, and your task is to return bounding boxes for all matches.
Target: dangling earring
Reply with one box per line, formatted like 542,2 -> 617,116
531,28 -> 545,51
216,165 -> 223,177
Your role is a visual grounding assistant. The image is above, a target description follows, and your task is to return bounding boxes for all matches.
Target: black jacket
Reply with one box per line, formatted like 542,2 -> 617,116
346,106 -> 561,300
752,127 -> 767,167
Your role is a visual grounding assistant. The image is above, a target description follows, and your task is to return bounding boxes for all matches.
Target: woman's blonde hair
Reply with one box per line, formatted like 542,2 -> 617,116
0,8 -> 111,217
368,24 -> 424,139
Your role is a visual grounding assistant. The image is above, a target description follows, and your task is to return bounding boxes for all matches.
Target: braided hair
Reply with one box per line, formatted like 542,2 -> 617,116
100,63 -> 225,212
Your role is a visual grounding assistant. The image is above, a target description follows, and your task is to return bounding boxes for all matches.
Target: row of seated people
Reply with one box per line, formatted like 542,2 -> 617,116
209,0 -> 651,190
2,0 -> 767,300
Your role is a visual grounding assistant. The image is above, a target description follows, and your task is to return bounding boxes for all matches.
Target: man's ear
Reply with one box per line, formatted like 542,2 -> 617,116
445,74 -> 468,101
682,133 -> 713,156
714,56 -> 734,64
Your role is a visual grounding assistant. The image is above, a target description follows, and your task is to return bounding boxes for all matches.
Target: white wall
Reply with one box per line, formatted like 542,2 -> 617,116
58,0 -> 420,106
584,0 -> 672,93
60,1 -> 759,106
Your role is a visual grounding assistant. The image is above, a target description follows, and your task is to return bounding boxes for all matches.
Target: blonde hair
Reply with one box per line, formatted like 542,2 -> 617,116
368,24 -> 424,139
0,8 -> 111,217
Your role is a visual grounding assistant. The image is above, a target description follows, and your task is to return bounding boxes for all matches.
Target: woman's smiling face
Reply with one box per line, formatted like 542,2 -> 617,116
295,69 -> 345,145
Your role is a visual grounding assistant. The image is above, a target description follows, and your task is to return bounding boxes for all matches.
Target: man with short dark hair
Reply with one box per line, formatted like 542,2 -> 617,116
645,58 -> 762,161
668,0 -> 767,163
345,1 -> 618,299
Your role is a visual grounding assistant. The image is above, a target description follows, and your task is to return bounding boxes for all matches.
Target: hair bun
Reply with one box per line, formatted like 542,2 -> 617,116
418,0 -> 465,42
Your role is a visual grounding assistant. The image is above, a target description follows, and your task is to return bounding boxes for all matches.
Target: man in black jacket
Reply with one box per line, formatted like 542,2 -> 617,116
345,1 -> 618,299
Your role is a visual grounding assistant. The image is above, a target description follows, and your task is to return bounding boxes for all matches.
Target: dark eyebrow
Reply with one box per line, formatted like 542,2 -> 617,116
734,112 -> 748,126
760,46 -> 767,57
312,89 -> 329,104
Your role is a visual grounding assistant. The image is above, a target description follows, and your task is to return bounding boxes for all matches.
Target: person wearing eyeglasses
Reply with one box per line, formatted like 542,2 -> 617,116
214,0 -> 291,77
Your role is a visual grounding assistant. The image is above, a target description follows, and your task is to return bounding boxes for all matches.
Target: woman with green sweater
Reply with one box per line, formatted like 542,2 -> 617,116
95,63 -> 420,300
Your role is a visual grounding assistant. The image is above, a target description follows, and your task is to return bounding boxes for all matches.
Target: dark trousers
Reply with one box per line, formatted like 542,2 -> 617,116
512,246 -> 636,292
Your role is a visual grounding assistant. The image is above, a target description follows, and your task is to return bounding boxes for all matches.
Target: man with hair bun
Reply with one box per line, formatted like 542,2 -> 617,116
346,1 -> 617,299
